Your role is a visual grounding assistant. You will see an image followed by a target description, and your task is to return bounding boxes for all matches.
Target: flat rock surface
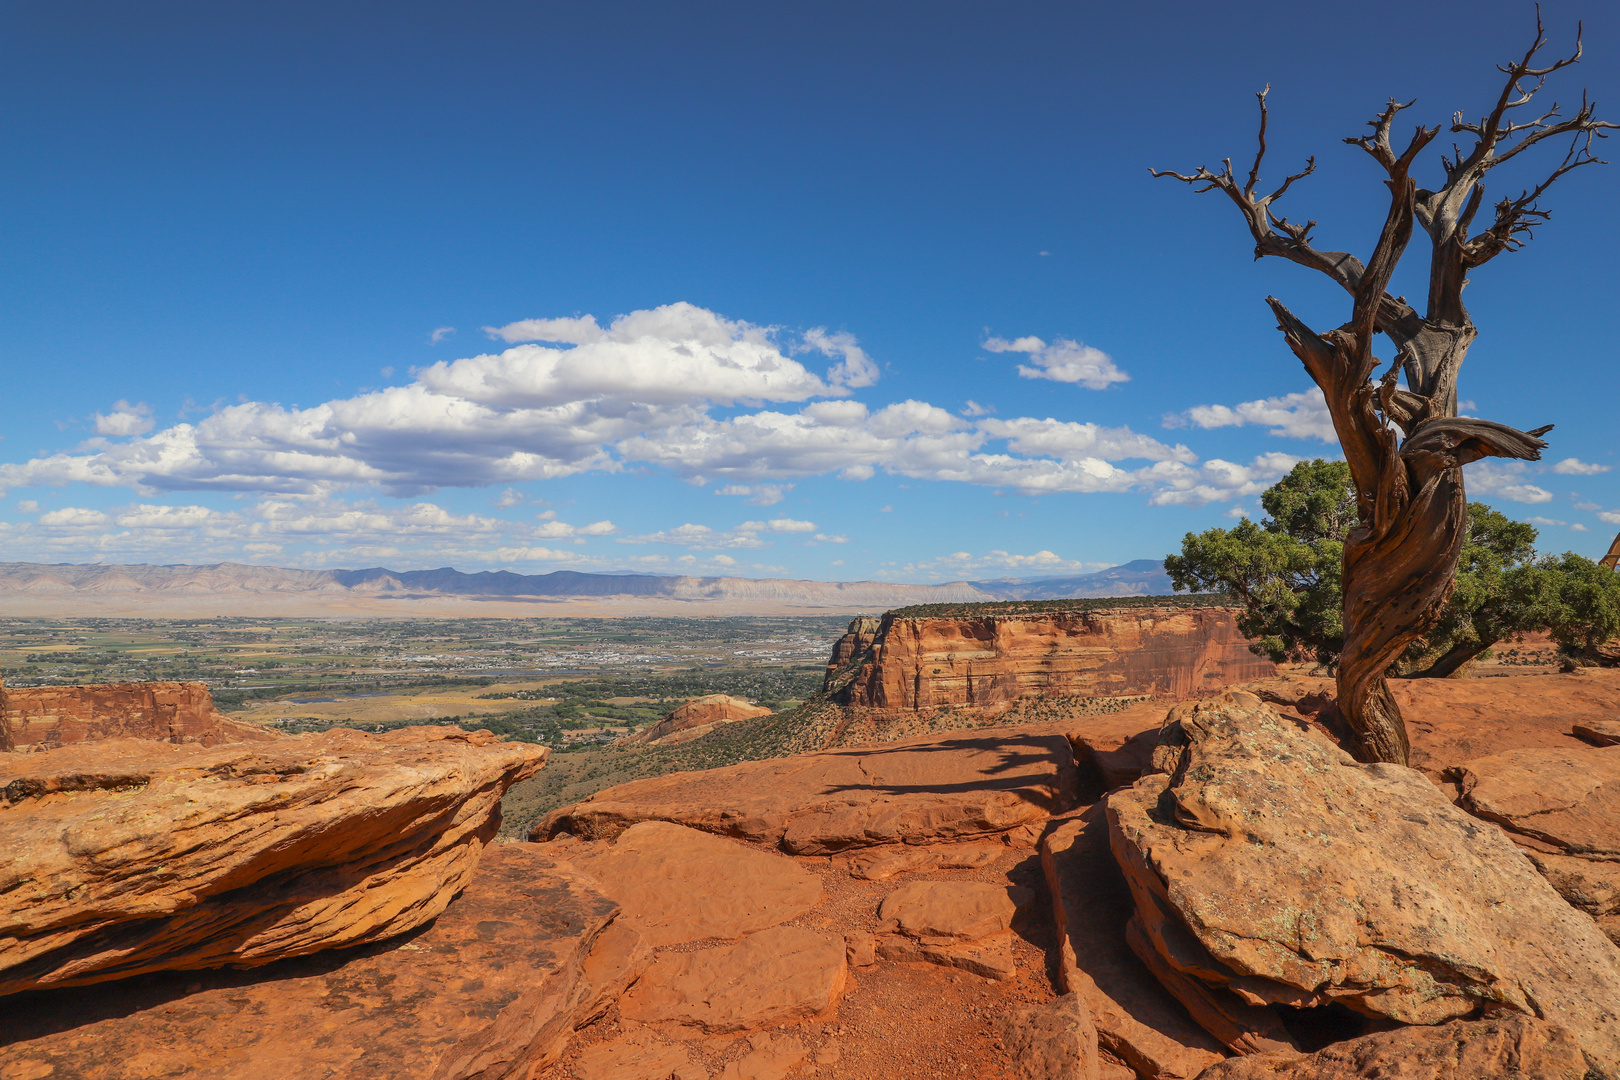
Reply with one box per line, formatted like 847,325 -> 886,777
553,820 -> 822,946
1040,809 -> 1226,1080
1194,1015 -> 1591,1080
0,726 -> 546,996
877,880 -> 1029,943
0,843 -> 618,1080
997,993 -> 1101,1080
839,839 -> 1007,880
1106,692 -> 1620,1075
1577,719 -> 1620,746
1452,745 -> 1620,858
618,925 -> 848,1033
1247,670 -> 1620,777
572,1031 -> 705,1080
537,728 -> 1075,854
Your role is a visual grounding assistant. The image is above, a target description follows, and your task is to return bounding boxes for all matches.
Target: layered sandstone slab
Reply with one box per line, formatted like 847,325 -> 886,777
1194,1015 -> 1590,1080
619,693 -> 773,747
535,727 -> 1076,854
1040,809 -> 1226,1080
0,844 -> 618,1080
1,679 -> 277,750
1107,692 -> 1620,1076
1451,744 -> 1620,941
549,820 -> 822,946
0,726 -> 545,995
618,926 -> 848,1033
828,607 -> 1275,710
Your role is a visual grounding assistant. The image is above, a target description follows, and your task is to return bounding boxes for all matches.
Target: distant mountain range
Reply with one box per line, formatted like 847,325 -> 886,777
0,558 -> 1177,616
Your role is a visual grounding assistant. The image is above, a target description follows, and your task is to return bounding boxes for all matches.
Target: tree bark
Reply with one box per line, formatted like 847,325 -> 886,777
1408,636 -> 1497,680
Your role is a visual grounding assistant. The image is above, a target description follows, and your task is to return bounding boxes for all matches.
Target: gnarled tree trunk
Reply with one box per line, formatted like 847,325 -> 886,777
1153,15 -> 1607,762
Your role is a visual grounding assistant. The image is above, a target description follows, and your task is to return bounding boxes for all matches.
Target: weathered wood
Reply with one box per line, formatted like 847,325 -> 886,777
1153,14 -> 1610,762
1603,530 -> 1620,571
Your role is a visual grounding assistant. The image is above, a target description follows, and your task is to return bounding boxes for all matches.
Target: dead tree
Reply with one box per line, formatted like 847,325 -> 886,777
1154,14 -> 1613,764
1603,530 -> 1620,571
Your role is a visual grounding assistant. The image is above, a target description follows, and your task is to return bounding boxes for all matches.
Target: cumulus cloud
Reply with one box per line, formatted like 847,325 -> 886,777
737,517 -> 816,533
1601,511 -> 1620,525
1553,458 -> 1613,475
715,483 -> 792,506
896,549 -> 1113,580
802,328 -> 879,389
615,523 -> 768,550
983,335 -> 1128,390
93,401 -> 155,437
534,518 -> 616,539
1529,516 -> 1568,527
429,327 -> 456,345
1571,523 -> 1590,532
1466,460 -> 1553,505
1165,388 -> 1335,442
1145,452 -> 1302,507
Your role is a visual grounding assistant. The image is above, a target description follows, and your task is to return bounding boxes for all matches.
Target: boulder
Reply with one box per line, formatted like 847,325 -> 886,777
1106,692 -> 1620,1076
1039,810 -> 1227,1080
549,820 -> 822,947
997,993 -> 1102,1080
537,728 -> 1075,855
620,694 -> 773,747
619,926 -> 847,1033
1193,1015 -> 1590,1080
0,726 -> 545,996
0,843 -> 619,1080
877,880 -> 1031,943
839,839 -> 1007,880
575,920 -> 654,1026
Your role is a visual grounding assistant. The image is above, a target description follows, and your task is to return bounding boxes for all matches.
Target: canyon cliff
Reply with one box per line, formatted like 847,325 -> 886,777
823,605 -> 1276,711
0,680 -> 275,751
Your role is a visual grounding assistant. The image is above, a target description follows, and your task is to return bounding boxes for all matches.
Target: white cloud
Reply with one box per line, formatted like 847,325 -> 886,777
960,400 -> 992,417
93,401 -> 155,437
801,328 -> 879,389
429,327 -> 456,345
1600,511 -> 1620,525
1166,388 -> 1336,442
39,507 -> 111,527
16,500 -> 39,513
715,483 -> 792,506
978,417 -> 1194,464
1571,523 -> 1589,532
534,518 -> 616,539
1466,460 -> 1554,505
897,549 -> 1113,580
495,488 -> 525,508
1529,516 -> 1568,527
1146,452 -> 1302,507
1575,501 -> 1602,511
615,523 -> 768,550
811,533 -> 849,544
1553,458 -> 1612,475
737,518 -> 816,533
984,335 -> 1129,390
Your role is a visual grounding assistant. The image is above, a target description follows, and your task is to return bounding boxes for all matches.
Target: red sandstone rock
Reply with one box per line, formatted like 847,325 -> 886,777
0,726 -> 545,996
1040,809 -> 1227,1080
998,993 -> 1103,1080
548,820 -> 822,946
875,931 -> 1018,980
1193,1015 -> 1591,1080
0,843 -> 618,1080
572,1032 -> 706,1080
718,1034 -> 810,1080
1577,719 -> 1620,746
618,925 -> 848,1033
839,838 -> 1006,880
619,693 -> 773,747
831,608 -> 1275,710
877,880 -> 1032,943
1107,692 -> 1620,1075
0,679 -> 276,750
536,726 -> 1076,854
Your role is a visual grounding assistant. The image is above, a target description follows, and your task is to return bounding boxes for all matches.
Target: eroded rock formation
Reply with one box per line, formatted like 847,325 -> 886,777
0,679 -> 277,751
618,693 -> 773,747
0,726 -> 544,996
1107,691 -> 1620,1075
534,725 -> 1076,853
0,843 -> 619,1080
824,607 -> 1275,711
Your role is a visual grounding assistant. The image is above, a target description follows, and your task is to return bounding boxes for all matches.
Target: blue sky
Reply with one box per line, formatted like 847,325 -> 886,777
2,0 -> 1617,583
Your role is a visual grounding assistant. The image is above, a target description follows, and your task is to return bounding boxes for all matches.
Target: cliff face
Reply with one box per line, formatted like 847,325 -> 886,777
824,607 -> 1275,710
0,680 -> 276,751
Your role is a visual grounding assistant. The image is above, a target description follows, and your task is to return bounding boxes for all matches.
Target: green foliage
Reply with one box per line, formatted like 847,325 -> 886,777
1168,458 -> 1618,673
1165,460 -> 1349,664
888,594 -> 1232,619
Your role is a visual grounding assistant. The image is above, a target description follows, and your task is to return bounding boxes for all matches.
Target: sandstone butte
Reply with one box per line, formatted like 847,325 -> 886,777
0,725 -> 545,996
1107,690 -> 1620,1077
618,693 -> 773,747
0,678 -> 279,750
822,607 -> 1277,711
